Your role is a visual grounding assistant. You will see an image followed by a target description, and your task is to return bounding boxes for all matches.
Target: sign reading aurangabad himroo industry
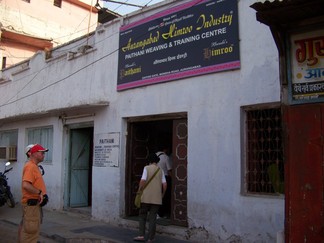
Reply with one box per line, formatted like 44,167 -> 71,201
290,29 -> 324,103
117,0 -> 240,91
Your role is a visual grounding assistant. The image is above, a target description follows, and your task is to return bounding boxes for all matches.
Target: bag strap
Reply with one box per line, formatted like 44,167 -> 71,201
142,167 -> 160,191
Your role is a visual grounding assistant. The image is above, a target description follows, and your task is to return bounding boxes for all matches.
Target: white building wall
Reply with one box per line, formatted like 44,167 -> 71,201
0,0 -> 283,242
3,117 -> 65,208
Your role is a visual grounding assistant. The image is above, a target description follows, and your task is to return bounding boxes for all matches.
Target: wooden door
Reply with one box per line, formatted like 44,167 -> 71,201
126,122 -> 152,215
126,119 -> 188,227
171,119 -> 188,227
283,104 -> 324,242
69,128 -> 93,207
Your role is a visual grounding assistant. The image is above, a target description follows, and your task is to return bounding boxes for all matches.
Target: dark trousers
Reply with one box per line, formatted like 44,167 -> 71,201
159,175 -> 171,217
139,203 -> 160,240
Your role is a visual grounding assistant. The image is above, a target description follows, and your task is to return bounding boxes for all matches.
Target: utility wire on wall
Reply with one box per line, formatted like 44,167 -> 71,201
1,0 -> 200,108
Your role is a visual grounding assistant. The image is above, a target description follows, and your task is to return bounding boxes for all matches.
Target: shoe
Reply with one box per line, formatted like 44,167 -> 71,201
147,239 -> 154,242
133,236 -> 145,242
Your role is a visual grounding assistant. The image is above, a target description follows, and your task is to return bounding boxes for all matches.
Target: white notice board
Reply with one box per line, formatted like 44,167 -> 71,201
94,132 -> 120,167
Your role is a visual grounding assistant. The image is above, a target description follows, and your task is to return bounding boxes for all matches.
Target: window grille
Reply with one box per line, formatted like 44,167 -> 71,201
245,107 -> 284,195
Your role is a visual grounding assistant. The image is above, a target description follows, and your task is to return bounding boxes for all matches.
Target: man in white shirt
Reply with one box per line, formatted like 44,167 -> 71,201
156,146 -> 172,218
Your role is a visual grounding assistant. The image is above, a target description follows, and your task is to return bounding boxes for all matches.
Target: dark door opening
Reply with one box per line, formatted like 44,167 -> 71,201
126,118 -> 188,227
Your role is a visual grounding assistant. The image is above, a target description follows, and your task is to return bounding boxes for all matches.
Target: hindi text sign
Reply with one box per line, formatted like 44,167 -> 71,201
290,29 -> 324,103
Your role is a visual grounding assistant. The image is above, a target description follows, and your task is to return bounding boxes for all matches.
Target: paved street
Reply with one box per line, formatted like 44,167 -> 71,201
0,220 -> 57,243
0,203 -> 192,243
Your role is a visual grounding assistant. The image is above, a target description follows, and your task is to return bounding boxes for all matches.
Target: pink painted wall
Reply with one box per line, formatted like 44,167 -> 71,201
0,0 -> 100,68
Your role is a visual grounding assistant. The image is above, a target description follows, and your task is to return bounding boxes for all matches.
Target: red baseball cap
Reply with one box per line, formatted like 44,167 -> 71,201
30,144 -> 49,154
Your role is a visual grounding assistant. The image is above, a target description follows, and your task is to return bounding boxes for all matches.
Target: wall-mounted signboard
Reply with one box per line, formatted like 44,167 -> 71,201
289,29 -> 324,104
94,132 -> 120,167
117,0 -> 240,91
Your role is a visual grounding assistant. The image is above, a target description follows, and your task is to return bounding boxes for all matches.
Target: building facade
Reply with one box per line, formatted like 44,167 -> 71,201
0,0 -> 284,241
0,0 -> 110,68
252,0 -> 324,242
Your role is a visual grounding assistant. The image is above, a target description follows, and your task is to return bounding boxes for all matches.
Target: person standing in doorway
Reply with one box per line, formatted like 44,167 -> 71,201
133,153 -> 167,242
18,144 -> 49,243
156,146 -> 172,218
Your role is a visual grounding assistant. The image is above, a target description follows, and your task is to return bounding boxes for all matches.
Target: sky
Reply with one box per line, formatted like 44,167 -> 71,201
102,0 -> 165,15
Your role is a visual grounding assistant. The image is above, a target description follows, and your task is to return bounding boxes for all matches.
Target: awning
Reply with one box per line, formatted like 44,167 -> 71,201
1,28 -> 53,49
250,0 -> 324,27
0,102 -> 109,124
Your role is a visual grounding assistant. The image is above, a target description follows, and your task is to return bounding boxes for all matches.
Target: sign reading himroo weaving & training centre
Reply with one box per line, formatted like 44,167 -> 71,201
117,0 -> 240,91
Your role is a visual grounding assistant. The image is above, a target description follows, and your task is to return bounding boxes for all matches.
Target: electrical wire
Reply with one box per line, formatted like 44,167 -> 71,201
144,0 -> 155,7
15,0 -> 25,32
2,46 -> 118,107
0,0 -> 202,108
2,0 -> 199,106
110,0 -> 131,13
1,29 -> 118,106
3,1 -> 146,55
1,0 -> 100,71
3,0 -> 99,49
88,0 -> 95,40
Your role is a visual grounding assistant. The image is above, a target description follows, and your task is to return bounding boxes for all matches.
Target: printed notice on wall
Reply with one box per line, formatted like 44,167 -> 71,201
94,133 -> 120,167
290,29 -> 324,104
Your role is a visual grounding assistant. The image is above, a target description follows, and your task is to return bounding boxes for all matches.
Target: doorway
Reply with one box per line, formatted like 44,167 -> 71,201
68,127 -> 93,208
283,104 -> 324,242
125,117 -> 188,227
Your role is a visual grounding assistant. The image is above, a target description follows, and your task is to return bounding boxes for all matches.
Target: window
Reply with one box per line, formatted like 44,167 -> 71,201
243,106 -> 284,195
54,0 -> 62,8
27,126 -> 53,164
0,130 -> 18,161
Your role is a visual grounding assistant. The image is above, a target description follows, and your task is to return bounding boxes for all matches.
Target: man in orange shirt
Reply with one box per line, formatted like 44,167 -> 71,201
19,144 -> 49,243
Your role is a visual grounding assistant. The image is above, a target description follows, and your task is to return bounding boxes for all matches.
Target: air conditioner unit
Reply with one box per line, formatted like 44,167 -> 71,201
0,146 -> 17,161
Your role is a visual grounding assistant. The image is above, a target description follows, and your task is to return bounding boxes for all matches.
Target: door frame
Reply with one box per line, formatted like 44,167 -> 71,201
124,113 -> 188,226
63,122 -> 94,210
283,104 -> 324,241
